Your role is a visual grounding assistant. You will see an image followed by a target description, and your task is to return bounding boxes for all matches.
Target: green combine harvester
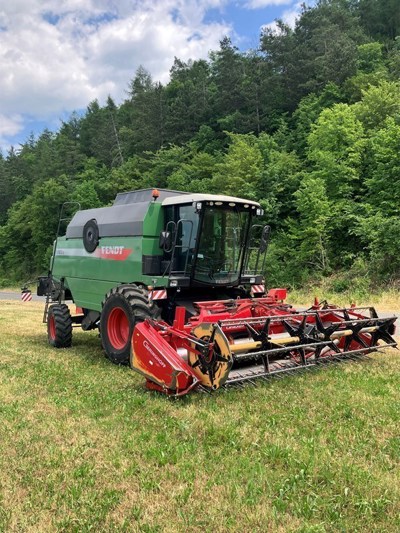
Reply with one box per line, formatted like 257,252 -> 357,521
38,188 -> 397,395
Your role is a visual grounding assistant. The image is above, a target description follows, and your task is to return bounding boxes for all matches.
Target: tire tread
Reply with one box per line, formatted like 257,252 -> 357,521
100,284 -> 161,364
48,304 -> 72,348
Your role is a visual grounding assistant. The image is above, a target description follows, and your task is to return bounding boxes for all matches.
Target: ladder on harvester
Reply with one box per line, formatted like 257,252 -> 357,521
42,202 -> 80,323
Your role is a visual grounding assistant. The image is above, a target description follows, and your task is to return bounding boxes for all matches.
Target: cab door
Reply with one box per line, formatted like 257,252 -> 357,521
163,204 -> 199,276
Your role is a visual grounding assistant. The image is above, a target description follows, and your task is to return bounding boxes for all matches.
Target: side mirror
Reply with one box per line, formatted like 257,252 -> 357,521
259,225 -> 271,254
159,230 -> 172,251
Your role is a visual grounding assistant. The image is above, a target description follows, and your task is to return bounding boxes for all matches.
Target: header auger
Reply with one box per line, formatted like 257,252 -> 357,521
38,188 -> 397,396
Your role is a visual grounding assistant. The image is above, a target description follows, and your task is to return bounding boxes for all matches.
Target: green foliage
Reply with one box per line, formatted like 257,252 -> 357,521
212,133 -> 263,199
354,81 -> 400,131
167,151 -> 218,193
0,177 -> 69,279
365,117 -> 400,213
354,212 -> 400,279
261,1 -> 362,110
308,103 -> 365,199
123,66 -> 167,154
290,175 -> 331,273
0,0 -> 399,288
71,181 -> 101,210
387,37 -> 400,79
357,42 -> 384,73
166,58 -> 213,143
358,0 -> 400,41
343,42 -> 389,102
290,83 -> 343,157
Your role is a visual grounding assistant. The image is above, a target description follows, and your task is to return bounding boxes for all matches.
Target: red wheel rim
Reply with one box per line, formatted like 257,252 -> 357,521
49,314 -> 56,340
107,307 -> 130,350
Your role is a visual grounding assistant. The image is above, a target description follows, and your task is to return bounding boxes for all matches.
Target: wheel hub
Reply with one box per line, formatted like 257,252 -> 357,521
107,307 -> 130,350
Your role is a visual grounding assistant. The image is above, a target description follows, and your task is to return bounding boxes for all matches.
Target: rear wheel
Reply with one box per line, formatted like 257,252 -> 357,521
100,284 -> 161,365
47,304 -> 73,348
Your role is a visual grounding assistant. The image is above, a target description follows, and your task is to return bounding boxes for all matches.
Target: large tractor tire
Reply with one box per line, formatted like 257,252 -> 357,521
100,284 -> 161,365
47,304 -> 73,348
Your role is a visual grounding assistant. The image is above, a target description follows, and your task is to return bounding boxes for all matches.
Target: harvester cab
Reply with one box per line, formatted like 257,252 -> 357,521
39,188 -> 397,396
155,192 -> 267,290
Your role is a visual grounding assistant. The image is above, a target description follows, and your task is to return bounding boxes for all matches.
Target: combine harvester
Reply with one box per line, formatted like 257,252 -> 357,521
38,188 -> 397,395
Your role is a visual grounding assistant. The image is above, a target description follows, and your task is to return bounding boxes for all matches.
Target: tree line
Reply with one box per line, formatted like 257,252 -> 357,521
0,0 -> 399,291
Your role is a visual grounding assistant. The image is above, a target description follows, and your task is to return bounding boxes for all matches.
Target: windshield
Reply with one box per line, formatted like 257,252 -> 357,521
193,206 -> 250,284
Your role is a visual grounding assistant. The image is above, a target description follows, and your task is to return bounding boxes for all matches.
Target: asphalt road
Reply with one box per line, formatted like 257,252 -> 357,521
0,291 -> 45,302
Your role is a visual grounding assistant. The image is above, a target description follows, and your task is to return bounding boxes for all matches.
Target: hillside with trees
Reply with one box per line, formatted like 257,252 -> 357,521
0,0 -> 399,292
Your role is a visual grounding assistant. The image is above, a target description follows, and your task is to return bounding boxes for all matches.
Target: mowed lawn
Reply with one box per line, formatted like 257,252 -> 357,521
0,301 -> 399,532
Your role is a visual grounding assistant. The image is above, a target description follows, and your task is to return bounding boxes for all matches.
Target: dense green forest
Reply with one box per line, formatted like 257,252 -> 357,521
0,0 -> 399,291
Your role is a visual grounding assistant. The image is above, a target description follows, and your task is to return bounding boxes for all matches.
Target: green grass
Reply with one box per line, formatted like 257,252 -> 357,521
286,284 -> 400,311
0,300 -> 399,532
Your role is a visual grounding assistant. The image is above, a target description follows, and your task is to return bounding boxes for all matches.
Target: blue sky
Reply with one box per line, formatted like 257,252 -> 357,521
0,1 -> 306,153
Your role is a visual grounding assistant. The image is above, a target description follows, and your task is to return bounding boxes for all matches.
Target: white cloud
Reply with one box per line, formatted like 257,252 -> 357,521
261,1 -> 302,32
245,0 -> 292,8
0,114 -> 24,137
0,0 -> 231,150
0,114 -> 24,153
280,3 -> 302,27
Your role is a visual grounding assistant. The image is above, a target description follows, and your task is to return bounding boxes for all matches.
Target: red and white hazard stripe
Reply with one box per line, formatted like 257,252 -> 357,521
21,290 -> 32,302
251,284 -> 265,295
149,289 -> 168,301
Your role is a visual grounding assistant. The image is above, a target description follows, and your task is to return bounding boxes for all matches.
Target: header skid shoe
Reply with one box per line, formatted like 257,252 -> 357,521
130,295 -> 397,396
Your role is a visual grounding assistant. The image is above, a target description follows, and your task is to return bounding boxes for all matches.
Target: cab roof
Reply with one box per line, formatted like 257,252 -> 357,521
113,188 -> 260,208
162,193 -> 260,208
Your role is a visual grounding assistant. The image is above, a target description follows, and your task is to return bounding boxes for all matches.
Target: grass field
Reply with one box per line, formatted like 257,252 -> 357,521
287,287 -> 400,312
0,300 -> 399,532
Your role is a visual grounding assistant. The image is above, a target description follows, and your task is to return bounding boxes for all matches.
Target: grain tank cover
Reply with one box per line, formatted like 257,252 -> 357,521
65,204 -> 148,238
66,188 -> 188,239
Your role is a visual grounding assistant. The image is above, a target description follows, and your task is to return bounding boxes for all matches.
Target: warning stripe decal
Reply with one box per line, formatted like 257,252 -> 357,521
21,291 -> 32,302
149,289 -> 167,301
251,284 -> 265,294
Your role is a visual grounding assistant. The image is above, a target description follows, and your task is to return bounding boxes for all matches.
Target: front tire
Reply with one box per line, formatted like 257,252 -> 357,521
100,284 -> 161,365
47,304 -> 73,348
